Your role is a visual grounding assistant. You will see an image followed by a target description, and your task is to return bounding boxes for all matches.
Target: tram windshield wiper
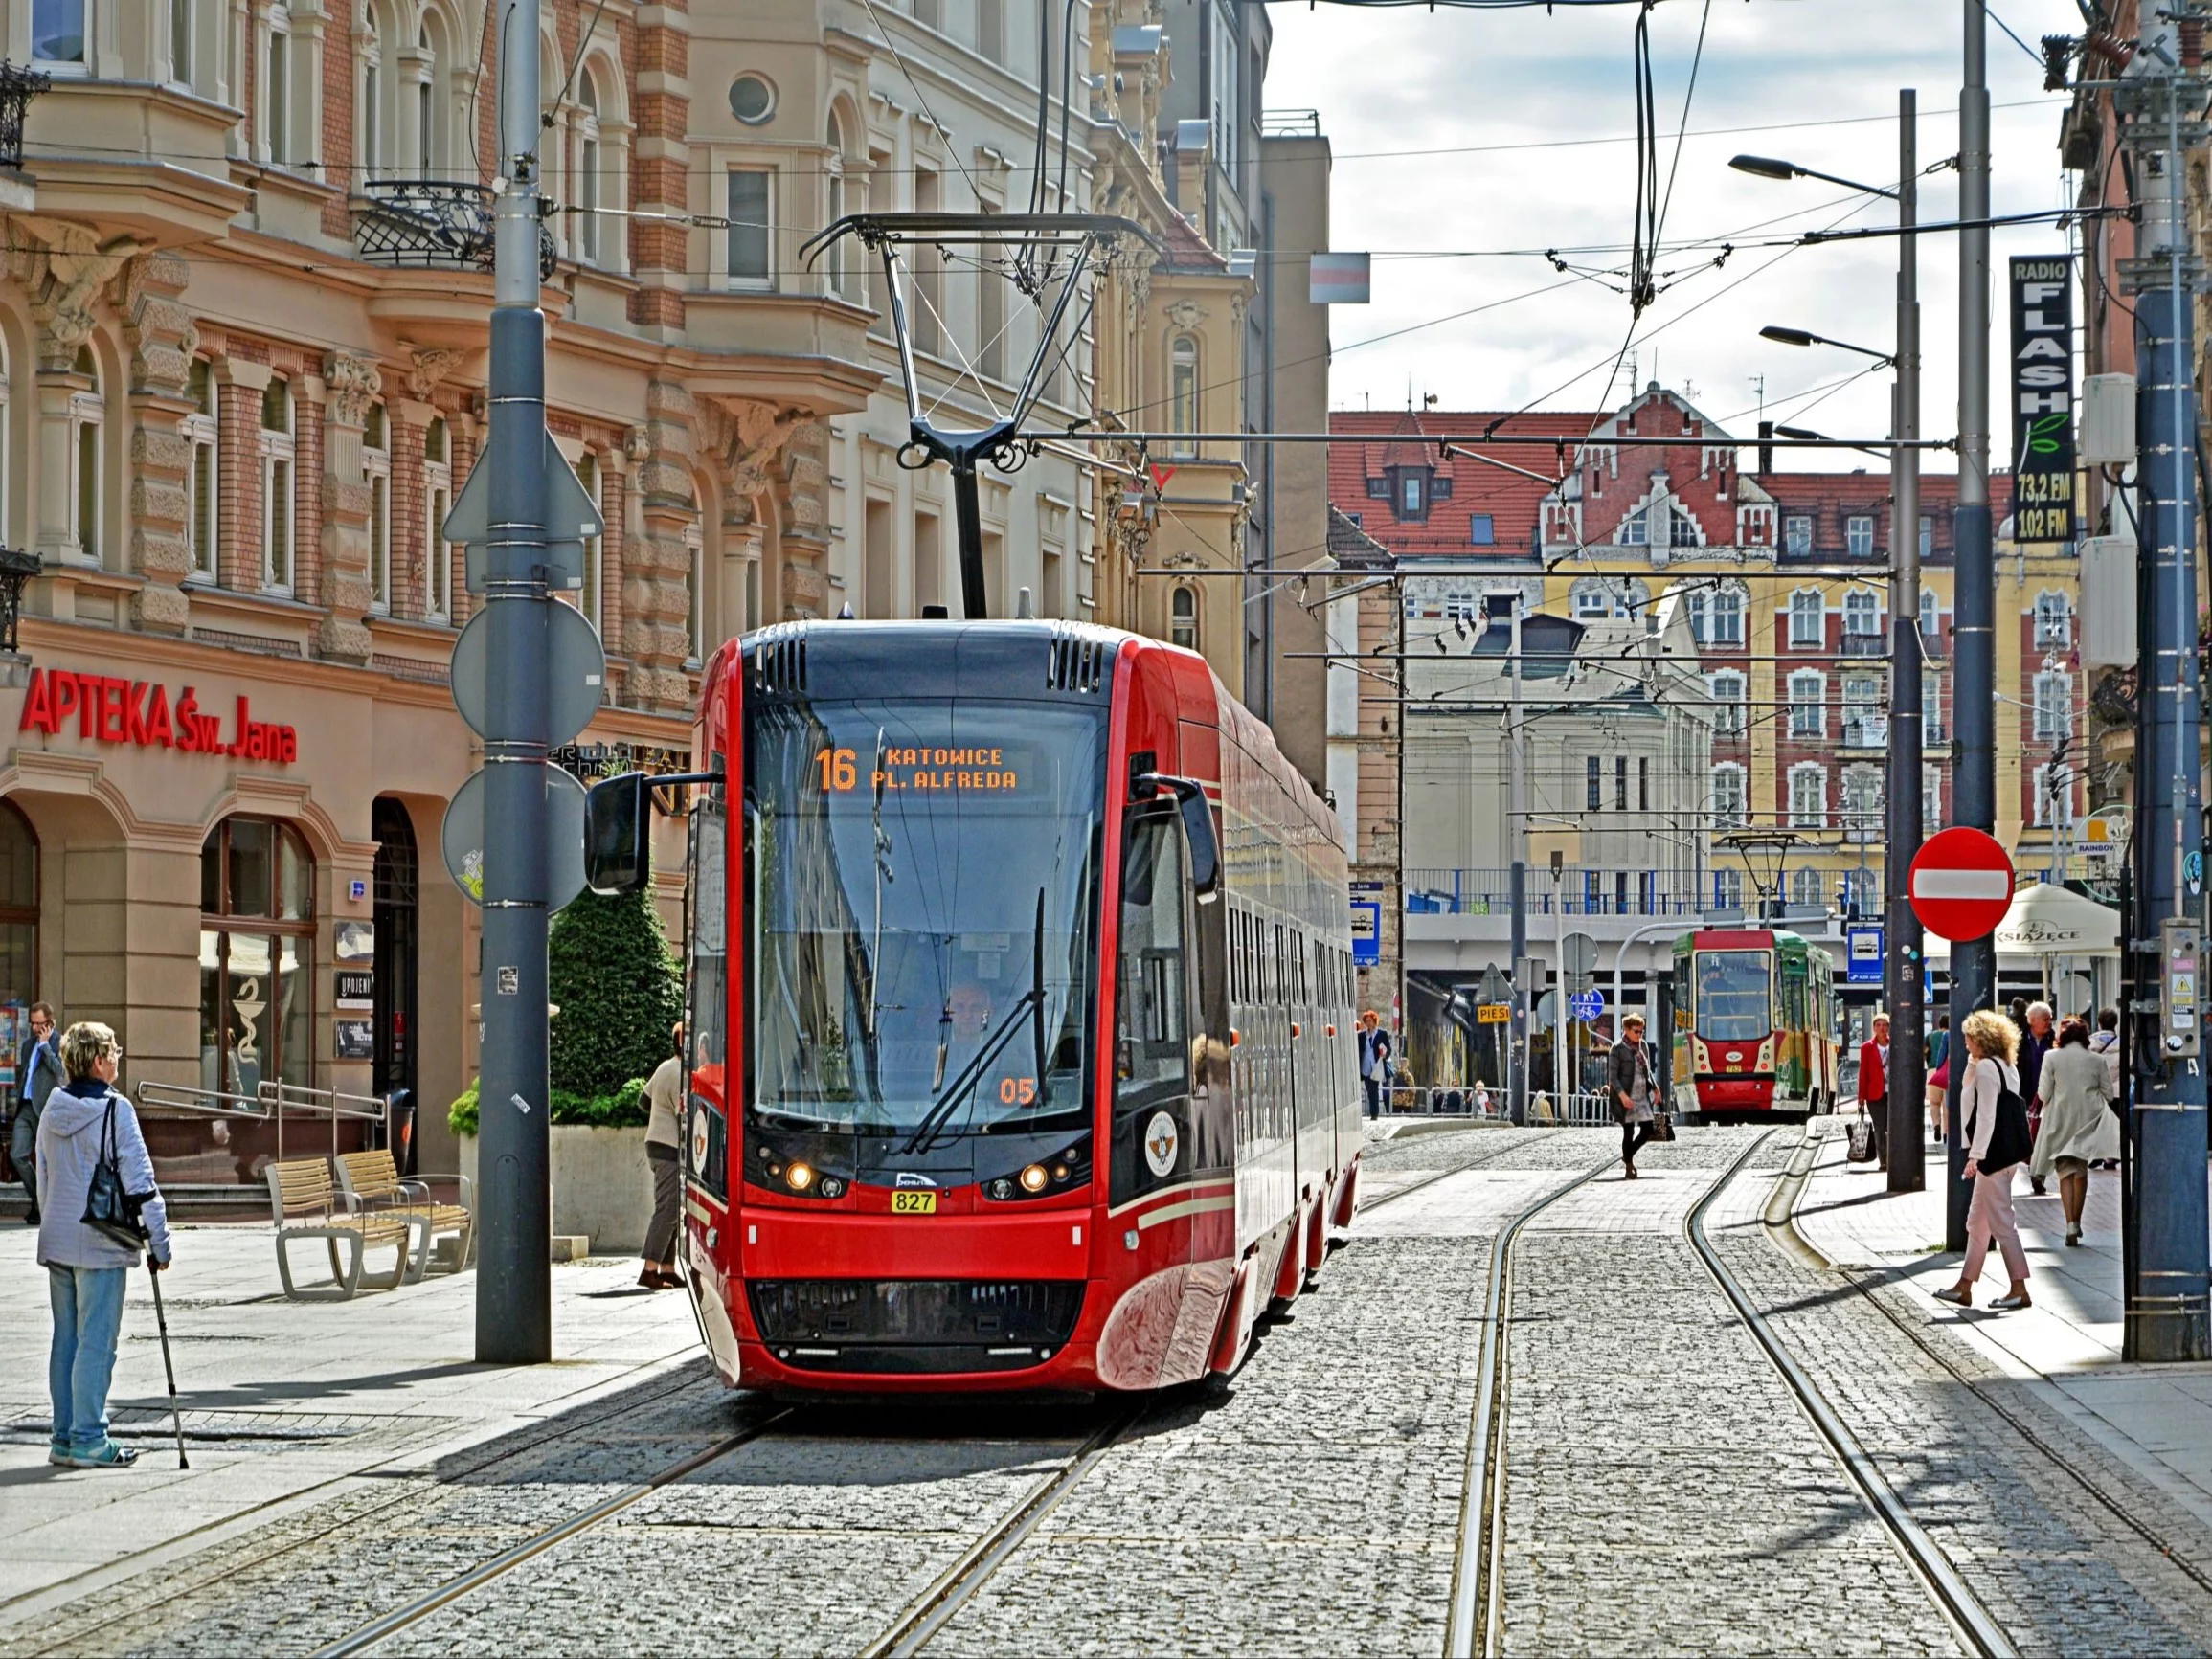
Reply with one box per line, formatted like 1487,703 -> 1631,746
900,889 -> 1050,1155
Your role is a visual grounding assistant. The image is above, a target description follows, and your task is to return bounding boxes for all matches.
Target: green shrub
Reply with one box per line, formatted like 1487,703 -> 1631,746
447,1074 -> 648,1137
548,864 -> 684,1098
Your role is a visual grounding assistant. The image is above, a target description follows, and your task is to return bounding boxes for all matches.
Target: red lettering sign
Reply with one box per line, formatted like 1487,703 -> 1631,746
15,668 -> 300,767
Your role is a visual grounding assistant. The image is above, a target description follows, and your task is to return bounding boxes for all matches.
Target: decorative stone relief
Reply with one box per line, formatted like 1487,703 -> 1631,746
316,350 -> 383,664
1162,297 -> 1205,331
10,215 -> 145,370
111,252 -> 195,633
403,343 -> 463,401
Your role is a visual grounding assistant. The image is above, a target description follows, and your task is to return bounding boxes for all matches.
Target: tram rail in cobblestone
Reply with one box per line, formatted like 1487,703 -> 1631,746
1443,1152 -> 1616,1658
1691,1134 -> 2019,1659
1771,1125 -> 2212,1608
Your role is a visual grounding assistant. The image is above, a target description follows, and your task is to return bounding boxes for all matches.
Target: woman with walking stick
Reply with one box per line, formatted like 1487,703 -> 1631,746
35,1021 -> 172,1468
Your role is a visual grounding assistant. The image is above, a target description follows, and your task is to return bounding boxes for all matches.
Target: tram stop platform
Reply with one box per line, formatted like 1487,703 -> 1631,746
0,1225 -> 702,1635
1791,1120 -> 2212,1535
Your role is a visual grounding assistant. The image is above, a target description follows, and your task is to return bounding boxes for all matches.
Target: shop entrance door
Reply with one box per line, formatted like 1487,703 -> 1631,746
372,798 -> 419,1172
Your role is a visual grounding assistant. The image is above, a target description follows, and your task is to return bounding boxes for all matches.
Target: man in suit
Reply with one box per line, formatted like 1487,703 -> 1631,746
11,1002 -> 58,1222
1857,1012 -> 1890,1172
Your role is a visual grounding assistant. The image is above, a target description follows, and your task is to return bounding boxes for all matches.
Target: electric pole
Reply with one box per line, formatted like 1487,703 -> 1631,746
2118,10 -> 2210,1362
1946,0 -> 1994,1251
1887,88 -> 1927,1194
476,0 -> 554,1364
1502,590 -> 1530,1124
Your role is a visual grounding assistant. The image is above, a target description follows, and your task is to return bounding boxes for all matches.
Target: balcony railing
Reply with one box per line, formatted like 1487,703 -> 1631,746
1838,632 -> 1889,657
0,545 -> 37,653
352,179 -> 557,279
1404,868 -> 1708,918
0,61 -> 50,169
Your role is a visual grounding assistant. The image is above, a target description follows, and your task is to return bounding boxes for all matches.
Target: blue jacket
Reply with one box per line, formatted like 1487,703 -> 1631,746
15,1035 -> 59,1112
36,1080 -> 172,1268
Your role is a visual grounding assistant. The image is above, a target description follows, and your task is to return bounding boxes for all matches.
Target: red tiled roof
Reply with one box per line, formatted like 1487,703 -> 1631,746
1158,209 -> 1227,273
1760,470 -> 2017,559
1326,409 -> 1602,559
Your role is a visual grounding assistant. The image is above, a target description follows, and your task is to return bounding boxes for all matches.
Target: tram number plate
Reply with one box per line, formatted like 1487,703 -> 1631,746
892,1191 -> 938,1215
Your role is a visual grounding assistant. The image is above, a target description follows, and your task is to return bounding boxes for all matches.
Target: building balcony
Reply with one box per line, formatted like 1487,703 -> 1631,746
0,60 -> 49,169
1404,867 -> 1708,919
352,180 -> 556,280
1838,633 -> 1889,658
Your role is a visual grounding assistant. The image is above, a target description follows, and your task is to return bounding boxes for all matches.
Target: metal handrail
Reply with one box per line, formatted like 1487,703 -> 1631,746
136,1080 -> 273,1119
258,1081 -> 389,1164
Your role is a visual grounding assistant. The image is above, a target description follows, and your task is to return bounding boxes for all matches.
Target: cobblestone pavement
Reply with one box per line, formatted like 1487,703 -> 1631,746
11,1123 -> 2209,1657
1706,1137 -> 2212,1658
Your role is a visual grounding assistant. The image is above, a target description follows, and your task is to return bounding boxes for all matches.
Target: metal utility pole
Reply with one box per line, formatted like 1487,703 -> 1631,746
1945,0 -> 1994,1250
1887,88 -> 1928,1194
1503,591 -> 1530,1124
2119,11 -> 2211,1362
476,0 -> 553,1364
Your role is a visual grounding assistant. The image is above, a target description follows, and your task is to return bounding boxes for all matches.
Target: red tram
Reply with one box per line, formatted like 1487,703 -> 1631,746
587,620 -> 1361,1393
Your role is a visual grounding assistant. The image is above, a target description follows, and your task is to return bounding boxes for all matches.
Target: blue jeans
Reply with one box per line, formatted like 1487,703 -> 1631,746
48,1264 -> 127,1453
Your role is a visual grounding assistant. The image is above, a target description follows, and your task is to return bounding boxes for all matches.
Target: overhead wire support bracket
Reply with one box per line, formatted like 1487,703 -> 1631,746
801,212 -> 1157,622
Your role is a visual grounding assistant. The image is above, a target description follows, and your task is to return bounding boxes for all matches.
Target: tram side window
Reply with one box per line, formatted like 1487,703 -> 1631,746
1117,814 -> 1189,1100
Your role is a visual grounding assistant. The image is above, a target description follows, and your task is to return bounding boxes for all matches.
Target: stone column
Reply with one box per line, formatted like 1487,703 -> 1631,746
316,349 -> 381,662
113,252 -> 197,633
626,378 -> 698,710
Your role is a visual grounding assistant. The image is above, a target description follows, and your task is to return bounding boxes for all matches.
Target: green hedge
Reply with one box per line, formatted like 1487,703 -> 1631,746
448,1073 -> 650,1138
548,868 -> 684,1099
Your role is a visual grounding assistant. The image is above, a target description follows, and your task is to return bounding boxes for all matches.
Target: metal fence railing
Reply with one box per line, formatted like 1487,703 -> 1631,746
1528,1089 -> 1616,1126
1403,868 -> 1708,918
136,1078 -> 393,1167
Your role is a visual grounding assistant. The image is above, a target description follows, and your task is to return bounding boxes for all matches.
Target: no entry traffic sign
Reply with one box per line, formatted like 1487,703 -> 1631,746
1908,827 -> 2015,942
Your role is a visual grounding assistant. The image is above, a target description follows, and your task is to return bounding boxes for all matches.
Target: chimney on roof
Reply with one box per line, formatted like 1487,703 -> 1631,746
1174,120 -> 1210,222
1757,419 -> 1774,476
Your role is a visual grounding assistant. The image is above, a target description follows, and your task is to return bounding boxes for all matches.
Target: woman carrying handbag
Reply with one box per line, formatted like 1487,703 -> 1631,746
35,1021 -> 172,1468
1933,1009 -> 2033,1312
1608,1013 -> 1660,1179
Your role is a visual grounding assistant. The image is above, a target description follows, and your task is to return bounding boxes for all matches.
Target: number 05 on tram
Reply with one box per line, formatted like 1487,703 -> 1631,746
583,620 -> 1363,1394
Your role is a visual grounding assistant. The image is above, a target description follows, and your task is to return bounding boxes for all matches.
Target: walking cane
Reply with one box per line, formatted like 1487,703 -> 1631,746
145,1261 -> 189,1469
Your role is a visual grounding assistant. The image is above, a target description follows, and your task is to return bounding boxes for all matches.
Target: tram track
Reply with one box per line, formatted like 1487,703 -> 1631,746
296,1122 -> 1573,1659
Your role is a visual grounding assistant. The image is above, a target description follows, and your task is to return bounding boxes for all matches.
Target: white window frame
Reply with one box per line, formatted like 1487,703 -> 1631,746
2034,590 -> 2074,649
2033,670 -> 2072,741
1788,670 -> 1826,739
424,419 -> 452,622
2034,762 -> 2076,830
1841,866 -> 1877,915
1791,866 -> 1827,909
1788,762 -> 1827,829
576,77 -> 603,266
1713,866 -> 1745,910
1924,764 -> 1943,837
1920,588 -> 1940,639
264,5 -> 294,168
1784,514 -> 1812,556
183,361 -> 217,582
1841,673 -> 1882,745
1710,762 -> 1747,828
1845,514 -> 1874,557
577,452 -> 603,633
1710,585 -> 1744,645
1171,583 -> 1199,650
1707,672 -> 1745,736
1841,587 -> 1881,638
68,362 -> 103,567
32,0 -> 89,69
1923,667 -> 1944,743
259,380 -> 294,594
1788,588 -> 1824,647
364,403 -> 392,614
1841,765 -> 1883,843
685,523 -> 705,664
728,166 -> 773,288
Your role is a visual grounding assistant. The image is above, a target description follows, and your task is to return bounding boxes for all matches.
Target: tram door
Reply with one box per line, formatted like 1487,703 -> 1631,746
1114,810 -> 1194,1221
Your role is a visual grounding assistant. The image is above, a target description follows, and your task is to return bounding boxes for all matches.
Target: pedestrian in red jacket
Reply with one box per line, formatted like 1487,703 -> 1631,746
1857,1013 -> 1891,1172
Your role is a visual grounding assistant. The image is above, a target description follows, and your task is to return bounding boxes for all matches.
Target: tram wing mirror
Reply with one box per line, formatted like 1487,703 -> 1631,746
1134,773 -> 1221,899
583,772 -> 651,895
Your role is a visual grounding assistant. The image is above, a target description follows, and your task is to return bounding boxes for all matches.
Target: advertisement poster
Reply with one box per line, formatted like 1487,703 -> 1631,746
2009,255 -> 2076,544
335,1019 -> 374,1061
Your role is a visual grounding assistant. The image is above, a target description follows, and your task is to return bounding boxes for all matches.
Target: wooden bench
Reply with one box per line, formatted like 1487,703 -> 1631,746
334,1150 -> 475,1283
264,1158 -> 414,1298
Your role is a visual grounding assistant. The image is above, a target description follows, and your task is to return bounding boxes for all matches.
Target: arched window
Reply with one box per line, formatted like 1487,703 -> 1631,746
0,800 -> 38,1012
359,8 -> 384,174
576,68 -> 603,264
69,345 -> 102,566
1169,335 -> 1198,457
423,416 -> 452,621
2034,590 -> 2073,649
685,522 -> 704,664
414,15 -> 449,177
200,817 -> 315,1098
1170,584 -> 1198,650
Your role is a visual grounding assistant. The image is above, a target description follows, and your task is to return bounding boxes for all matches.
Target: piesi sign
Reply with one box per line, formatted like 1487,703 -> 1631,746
16,667 -> 300,764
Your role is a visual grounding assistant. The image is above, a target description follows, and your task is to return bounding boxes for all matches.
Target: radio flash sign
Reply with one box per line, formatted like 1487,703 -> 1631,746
2009,256 -> 2076,545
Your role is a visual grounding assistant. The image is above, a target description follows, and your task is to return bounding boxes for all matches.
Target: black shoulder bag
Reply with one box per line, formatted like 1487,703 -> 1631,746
1977,1064 -> 2033,1175
81,1097 -> 151,1251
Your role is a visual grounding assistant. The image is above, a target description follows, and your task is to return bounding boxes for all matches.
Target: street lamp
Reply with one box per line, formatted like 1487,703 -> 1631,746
1758,325 -> 1897,366
1728,152 -> 1899,200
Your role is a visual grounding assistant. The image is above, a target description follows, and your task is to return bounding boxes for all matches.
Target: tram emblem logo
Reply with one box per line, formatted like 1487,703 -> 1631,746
893,1172 -> 938,1189
1143,1111 -> 1179,1178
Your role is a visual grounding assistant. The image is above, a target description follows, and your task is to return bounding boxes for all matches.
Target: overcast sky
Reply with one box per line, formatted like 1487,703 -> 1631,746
1267,0 -> 2088,471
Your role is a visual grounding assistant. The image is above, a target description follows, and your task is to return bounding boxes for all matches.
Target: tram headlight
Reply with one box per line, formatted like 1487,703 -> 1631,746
785,1161 -> 816,1192
1019,1162 -> 1050,1193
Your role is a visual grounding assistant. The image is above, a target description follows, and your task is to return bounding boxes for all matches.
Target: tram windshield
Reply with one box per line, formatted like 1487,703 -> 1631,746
746,698 -> 1103,1137
1695,950 -> 1772,1042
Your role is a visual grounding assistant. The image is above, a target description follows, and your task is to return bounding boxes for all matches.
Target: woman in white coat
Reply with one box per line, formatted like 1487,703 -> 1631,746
1934,1009 -> 2032,1312
2030,1018 -> 2119,1246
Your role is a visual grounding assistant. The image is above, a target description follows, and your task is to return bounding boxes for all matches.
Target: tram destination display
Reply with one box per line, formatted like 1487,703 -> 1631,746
2009,255 -> 2076,544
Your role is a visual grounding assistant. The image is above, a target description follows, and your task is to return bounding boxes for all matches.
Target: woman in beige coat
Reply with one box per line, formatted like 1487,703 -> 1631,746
2030,1018 -> 2118,1246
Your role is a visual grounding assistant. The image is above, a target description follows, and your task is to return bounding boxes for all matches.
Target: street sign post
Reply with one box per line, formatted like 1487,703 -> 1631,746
1477,1003 -> 1510,1024
1845,924 -> 1885,985
1908,827 -> 2015,942
1569,988 -> 1604,1022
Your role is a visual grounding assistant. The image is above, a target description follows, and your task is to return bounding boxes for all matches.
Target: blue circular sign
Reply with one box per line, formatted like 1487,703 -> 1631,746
1569,989 -> 1604,1021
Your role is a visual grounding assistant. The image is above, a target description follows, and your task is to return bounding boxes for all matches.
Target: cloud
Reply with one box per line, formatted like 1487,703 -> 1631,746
1268,0 -> 2084,469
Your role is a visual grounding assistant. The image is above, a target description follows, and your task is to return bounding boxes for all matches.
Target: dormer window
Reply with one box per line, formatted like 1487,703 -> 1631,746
1402,474 -> 1422,514
1388,466 -> 1434,522
1366,476 -> 1388,499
